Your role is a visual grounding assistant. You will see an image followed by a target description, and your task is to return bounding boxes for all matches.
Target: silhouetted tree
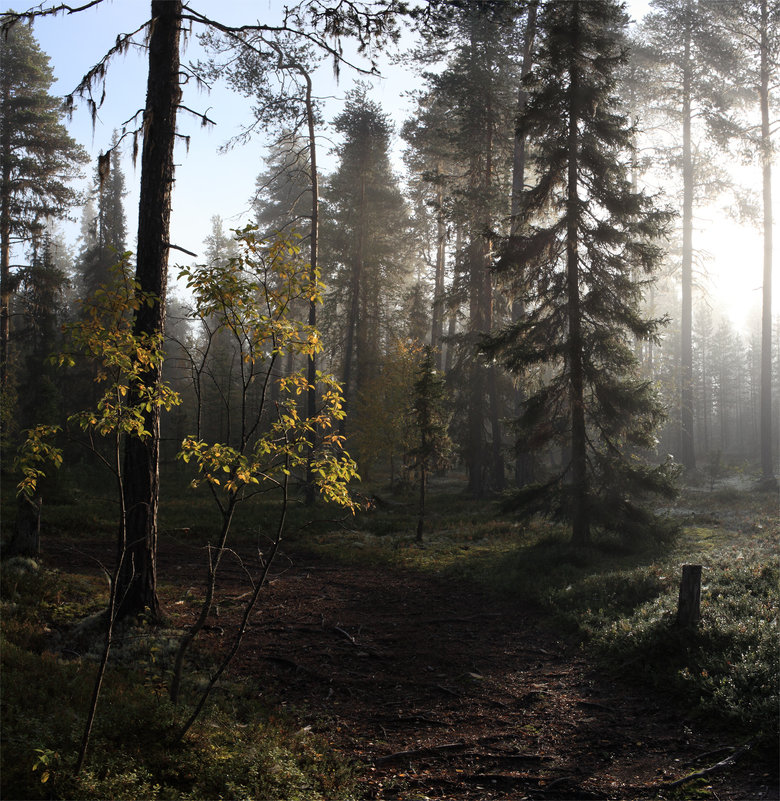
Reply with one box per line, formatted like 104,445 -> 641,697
487,0 -> 677,545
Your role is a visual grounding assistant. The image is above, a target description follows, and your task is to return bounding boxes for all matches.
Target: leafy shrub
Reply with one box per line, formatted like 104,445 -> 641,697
1,567 -> 357,801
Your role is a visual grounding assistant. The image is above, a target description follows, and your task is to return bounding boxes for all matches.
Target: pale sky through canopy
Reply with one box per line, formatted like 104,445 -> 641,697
24,0 -> 778,333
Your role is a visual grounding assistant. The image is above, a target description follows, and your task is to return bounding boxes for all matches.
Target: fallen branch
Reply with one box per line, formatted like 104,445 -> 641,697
331,624 -> 384,658
421,612 -> 503,624
375,741 -> 468,766
392,715 -> 450,727
431,683 -> 460,697
655,743 -> 751,789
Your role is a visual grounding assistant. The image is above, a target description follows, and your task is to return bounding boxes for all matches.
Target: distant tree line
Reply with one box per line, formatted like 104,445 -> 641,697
1,0 -> 777,588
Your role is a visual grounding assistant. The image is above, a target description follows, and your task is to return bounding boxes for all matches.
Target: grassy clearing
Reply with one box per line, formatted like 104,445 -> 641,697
305,475 -> 779,747
1,465 -> 776,796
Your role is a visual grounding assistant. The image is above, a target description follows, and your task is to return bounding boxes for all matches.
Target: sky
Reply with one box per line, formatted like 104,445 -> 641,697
19,0 -> 778,333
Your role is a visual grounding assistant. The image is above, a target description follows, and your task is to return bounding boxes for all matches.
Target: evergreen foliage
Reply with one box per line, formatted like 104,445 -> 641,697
406,345 -> 453,540
487,0 -> 678,544
322,84 -> 412,421
77,142 -> 128,300
635,0 -> 739,471
0,19 -> 86,413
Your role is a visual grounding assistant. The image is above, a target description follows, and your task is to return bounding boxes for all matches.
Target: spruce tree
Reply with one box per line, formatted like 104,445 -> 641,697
407,345 -> 452,542
322,84 -> 412,431
78,143 -> 128,299
0,20 -> 86,398
487,0 -> 677,545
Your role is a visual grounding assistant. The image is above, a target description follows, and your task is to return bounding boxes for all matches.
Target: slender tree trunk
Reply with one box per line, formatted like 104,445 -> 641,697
304,68 -> 319,504
444,225 -> 462,374
467,235 -> 486,496
6,492 -> 42,558
567,2 -> 589,546
416,458 -> 426,542
680,3 -> 696,471
0,72 -> 12,397
759,0 -> 775,482
339,171 -> 364,438
431,176 -> 446,371
116,0 -> 181,621
510,0 -> 537,488
483,94 -> 503,492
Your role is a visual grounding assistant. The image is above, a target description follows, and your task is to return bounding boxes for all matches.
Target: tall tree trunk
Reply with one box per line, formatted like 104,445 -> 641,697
431,176 -> 446,371
567,1 -> 589,546
116,0 -> 181,621
510,0 -> 537,488
304,66 -> 319,504
339,170 -> 365,438
467,235 -> 486,496
759,0 -> 775,482
444,225 -> 462,374
680,2 -> 696,471
0,70 -> 11,398
483,94 -> 504,492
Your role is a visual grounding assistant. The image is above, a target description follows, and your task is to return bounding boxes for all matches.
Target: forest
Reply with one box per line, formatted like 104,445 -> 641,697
0,0 -> 778,799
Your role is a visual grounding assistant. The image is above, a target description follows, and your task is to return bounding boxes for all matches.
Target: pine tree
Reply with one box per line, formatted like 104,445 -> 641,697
403,2 -> 521,495
637,0 -> 738,471
322,84 -> 412,431
0,20 -> 86,398
77,142 -> 128,299
488,0 -> 677,545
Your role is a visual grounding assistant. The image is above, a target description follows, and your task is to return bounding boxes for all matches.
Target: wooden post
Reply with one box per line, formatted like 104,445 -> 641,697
676,564 -> 702,626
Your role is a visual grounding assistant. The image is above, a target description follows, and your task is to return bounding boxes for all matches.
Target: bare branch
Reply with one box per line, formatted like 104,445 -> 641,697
177,103 -> 216,127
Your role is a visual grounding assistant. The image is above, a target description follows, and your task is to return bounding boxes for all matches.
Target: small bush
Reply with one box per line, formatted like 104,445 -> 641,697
1,567 -> 357,801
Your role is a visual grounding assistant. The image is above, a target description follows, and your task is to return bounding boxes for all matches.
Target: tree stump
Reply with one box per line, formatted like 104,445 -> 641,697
676,564 -> 702,626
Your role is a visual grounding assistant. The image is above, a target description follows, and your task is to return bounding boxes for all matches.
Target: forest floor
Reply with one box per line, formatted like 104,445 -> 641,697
42,483 -> 779,801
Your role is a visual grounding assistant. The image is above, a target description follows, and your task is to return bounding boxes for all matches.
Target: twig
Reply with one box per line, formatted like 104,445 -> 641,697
655,744 -> 751,789
420,612 -> 502,624
333,624 -> 357,644
375,741 -> 468,765
331,624 -> 383,657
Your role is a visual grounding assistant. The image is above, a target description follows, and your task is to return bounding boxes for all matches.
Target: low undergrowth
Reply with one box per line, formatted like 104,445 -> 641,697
307,476 -> 779,748
0,561 -> 357,801
594,533 -> 778,747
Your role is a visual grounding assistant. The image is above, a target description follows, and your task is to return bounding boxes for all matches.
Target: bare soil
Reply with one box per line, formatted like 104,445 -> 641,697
44,527 -> 778,801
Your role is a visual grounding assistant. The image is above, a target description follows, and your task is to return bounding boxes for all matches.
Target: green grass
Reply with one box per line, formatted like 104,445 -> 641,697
2,463 -> 776,796
305,477 -> 779,746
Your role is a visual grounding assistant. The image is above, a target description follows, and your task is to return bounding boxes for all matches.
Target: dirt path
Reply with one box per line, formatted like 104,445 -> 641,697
46,536 -> 777,800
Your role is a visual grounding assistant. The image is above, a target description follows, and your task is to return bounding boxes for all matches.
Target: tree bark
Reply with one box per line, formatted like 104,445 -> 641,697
431,176 -> 446,371
510,0 -> 537,488
680,0 -> 696,471
567,1 -> 589,546
304,65 -> 319,505
467,235 -> 486,496
116,0 -> 182,621
0,69 -> 11,396
339,175 -> 363,438
759,0 -> 775,482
